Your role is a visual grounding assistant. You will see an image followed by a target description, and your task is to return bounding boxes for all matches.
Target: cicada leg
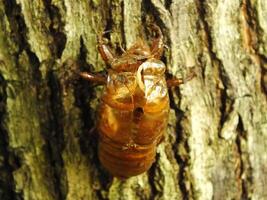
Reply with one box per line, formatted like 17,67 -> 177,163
97,31 -> 115,66
150,24 -> 164,59
167,69 -> 196,88
80,71 -> 107,85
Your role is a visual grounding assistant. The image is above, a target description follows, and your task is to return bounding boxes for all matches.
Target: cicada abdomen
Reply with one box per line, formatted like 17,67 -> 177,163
98,59 -> 169,178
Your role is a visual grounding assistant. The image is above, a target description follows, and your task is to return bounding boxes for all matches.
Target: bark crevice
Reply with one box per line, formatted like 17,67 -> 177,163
235,115 -> 250,200
0,75 -> 21,200
196,0 -> 231,132
142,0 -> 170,31
3,0 -> 27,63
46,71 -> 67,200
42,0 -> 66,59
169,91 -> 190,200
241,0 -> 267,97
148,154 -> 160,200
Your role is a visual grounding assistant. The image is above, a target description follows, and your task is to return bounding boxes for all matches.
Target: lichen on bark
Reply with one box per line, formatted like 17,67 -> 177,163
0,0 -> 266,200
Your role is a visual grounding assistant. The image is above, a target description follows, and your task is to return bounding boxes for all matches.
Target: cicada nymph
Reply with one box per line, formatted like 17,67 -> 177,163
80,25 -> 194,178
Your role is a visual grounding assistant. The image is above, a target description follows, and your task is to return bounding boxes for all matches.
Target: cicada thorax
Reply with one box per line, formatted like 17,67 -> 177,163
97,58 -> 170,178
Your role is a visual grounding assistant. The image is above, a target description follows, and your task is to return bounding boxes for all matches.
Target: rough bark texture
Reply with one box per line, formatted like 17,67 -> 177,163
0,0 -> 266,200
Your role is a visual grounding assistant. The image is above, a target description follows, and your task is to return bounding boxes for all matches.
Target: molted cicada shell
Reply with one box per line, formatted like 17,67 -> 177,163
79,25 -> 195,178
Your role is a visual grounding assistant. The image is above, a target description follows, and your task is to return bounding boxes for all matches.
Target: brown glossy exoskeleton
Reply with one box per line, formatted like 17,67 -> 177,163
80,25 -> 194,178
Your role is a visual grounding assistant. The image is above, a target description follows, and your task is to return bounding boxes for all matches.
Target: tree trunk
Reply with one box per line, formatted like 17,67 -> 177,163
0,0 -> 266,199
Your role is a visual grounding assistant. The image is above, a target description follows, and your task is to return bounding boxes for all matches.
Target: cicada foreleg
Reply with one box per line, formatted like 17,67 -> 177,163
97,31 -> 115,66
167,69 -> 196,88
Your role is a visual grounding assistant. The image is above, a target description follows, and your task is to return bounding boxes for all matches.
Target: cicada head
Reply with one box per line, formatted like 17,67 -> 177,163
111,39 -> 151,72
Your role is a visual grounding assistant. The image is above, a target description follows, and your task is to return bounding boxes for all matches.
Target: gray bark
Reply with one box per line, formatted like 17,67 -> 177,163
0,0 -> 266,200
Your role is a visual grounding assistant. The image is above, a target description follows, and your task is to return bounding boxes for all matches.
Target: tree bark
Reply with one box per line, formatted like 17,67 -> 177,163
0,0 -> 266,200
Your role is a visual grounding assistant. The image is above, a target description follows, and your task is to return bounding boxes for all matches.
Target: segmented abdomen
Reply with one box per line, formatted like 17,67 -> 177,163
98,99 -> 169,178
